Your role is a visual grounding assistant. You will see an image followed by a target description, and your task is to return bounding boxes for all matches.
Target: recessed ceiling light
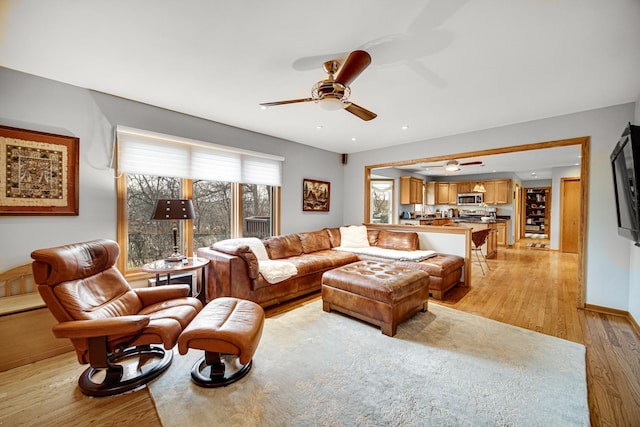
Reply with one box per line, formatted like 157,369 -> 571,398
260,105 -> 268,110
351,137 -> 357,142
316,125 -> 323,130
401,125 -> 409,130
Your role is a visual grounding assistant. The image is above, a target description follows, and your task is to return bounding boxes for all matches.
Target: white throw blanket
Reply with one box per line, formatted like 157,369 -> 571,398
257,259 -> 298,284
333,246 -> 437,262
212,238 -> 297,283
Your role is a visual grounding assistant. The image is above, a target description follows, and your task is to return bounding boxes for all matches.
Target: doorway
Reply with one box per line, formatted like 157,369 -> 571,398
560,178 -> 581,253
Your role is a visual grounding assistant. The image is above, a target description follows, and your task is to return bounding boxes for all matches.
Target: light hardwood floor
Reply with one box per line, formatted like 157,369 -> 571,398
1,240 -> 638,426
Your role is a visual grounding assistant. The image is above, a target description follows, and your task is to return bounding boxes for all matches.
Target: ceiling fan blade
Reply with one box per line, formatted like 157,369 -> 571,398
334,50 -> 371,86
260,98 -> 314,107
345,103 -> 377,121
459,161 -> 483,166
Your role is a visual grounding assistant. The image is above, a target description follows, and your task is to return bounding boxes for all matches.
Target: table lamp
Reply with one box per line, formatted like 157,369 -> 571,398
152,199 -> 195,262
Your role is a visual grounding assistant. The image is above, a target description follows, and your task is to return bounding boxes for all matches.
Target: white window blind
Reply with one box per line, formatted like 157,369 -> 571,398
116,126 -> 283,186
242,155 -> 282,186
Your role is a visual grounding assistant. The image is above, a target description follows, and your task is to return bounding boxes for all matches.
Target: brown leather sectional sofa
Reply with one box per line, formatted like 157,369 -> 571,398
197,227 -> 464,308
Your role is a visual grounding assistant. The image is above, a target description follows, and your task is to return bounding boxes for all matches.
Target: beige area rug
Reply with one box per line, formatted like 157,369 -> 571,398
150,301 -> 589,426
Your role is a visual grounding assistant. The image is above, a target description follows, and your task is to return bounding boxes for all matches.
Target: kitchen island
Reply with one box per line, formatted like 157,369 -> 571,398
452,217 -> 511,258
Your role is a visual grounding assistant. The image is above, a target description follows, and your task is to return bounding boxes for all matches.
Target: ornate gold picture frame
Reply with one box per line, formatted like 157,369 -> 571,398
0,125 -> 79,215
303,178 -> 330,212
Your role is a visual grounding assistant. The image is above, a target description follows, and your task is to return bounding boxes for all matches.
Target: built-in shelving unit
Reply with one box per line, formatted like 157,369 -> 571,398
525,188 -> 550,237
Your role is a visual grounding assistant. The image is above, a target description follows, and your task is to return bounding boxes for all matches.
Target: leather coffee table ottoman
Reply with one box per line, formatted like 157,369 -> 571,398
321,260 -> 430,336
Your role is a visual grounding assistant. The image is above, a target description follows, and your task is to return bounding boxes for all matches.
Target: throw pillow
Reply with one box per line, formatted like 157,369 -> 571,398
339,225 -> 370,248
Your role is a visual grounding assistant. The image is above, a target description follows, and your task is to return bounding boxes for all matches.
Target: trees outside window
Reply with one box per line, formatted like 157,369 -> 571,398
120,174 -> 275,274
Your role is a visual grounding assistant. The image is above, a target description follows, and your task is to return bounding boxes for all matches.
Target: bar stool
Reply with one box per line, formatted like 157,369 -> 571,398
471,228 -> 492,275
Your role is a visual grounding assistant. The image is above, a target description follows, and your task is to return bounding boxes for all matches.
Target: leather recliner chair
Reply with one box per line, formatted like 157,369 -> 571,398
31,239 -> 203,396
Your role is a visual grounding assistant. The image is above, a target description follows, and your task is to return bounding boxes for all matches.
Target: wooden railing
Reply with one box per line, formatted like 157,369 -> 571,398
244,216 -> 271,239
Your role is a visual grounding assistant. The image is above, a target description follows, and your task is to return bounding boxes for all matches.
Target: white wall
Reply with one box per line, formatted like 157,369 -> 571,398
0,67 -> 345,271
344,104 -> 635,311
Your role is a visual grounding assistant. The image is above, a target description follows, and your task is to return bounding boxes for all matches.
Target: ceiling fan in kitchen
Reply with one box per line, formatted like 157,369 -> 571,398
421,159 -> 484,172
259,50 -> 377,121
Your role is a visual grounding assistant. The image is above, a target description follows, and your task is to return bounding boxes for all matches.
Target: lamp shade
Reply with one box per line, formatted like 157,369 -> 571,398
472,183 -> 486,193
152,199 -> 195,220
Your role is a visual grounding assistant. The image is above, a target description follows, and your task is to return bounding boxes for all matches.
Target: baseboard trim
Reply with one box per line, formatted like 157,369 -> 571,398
584,304 -> 640,338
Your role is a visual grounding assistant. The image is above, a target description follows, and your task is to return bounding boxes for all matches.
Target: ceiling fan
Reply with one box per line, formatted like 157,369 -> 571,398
259,50 -> 377,121
422,159 -> 483,172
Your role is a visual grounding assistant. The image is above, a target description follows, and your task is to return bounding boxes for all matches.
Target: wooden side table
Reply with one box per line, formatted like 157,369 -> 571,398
141,257 -> 209,305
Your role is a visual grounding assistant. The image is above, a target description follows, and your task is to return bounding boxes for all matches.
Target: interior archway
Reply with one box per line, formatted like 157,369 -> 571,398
363,136 -> 589,307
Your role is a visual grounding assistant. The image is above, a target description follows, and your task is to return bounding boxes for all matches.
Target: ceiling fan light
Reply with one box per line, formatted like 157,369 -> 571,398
318,97 -> 346,111
473,183 -> 486,192
444,160 -> 460,172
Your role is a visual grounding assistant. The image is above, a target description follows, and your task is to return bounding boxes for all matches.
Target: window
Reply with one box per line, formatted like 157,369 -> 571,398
242,184 -> 273,239
115,126 -> 282,276
370,179 -> 394,224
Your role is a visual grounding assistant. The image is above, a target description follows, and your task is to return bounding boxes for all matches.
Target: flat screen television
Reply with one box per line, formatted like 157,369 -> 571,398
610,122 -> 640,246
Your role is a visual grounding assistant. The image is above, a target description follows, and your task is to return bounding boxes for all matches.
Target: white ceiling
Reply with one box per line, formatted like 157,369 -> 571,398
1,1 -> 639,166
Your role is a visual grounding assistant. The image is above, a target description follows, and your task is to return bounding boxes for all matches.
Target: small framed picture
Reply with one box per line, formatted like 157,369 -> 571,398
303,179 -> 330,212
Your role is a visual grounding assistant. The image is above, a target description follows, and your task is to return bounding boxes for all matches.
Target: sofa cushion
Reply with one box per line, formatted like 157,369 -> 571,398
298,230 -> 331,253
367,229 -> 380,246
286,250 -> 359,275
339,225 -> 370,248
376,230 -> 419,251
324,228 -> 341,247
263,234 -> 303,259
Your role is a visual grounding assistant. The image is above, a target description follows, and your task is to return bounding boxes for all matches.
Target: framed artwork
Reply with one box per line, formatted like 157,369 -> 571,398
303,178 -> 330,212
0,125 -> 79,215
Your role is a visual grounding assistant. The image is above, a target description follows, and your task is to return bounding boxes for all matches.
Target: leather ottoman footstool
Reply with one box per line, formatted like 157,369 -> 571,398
178,297 -> 264,387
396,254 -> 465,300
321,260 -> 430,336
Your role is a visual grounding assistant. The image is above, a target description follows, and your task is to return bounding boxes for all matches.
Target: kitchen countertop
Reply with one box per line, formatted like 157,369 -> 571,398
454,218 -> 508,224
403,215 -> 511,225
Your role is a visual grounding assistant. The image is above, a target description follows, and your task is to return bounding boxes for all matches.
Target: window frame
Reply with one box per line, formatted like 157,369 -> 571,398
116,174 -> 280,279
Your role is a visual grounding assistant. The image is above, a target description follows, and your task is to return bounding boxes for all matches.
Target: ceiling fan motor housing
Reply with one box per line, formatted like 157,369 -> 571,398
312,80 -> 350,109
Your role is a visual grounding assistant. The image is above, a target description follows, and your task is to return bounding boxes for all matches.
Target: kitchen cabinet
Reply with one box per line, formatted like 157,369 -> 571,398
457,181 -> 471,194
483,181 -> 497,204
435,182 -> 450,204
435,182 -> 458,205
495,180 -> 510,204
448,183 -> 458,204
400,176 -> 423,204
497,221 -> 508,246
482,179 -> 510,205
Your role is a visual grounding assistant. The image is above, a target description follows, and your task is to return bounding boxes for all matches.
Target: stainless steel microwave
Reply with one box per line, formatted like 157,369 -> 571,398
457,193 -> 484,205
